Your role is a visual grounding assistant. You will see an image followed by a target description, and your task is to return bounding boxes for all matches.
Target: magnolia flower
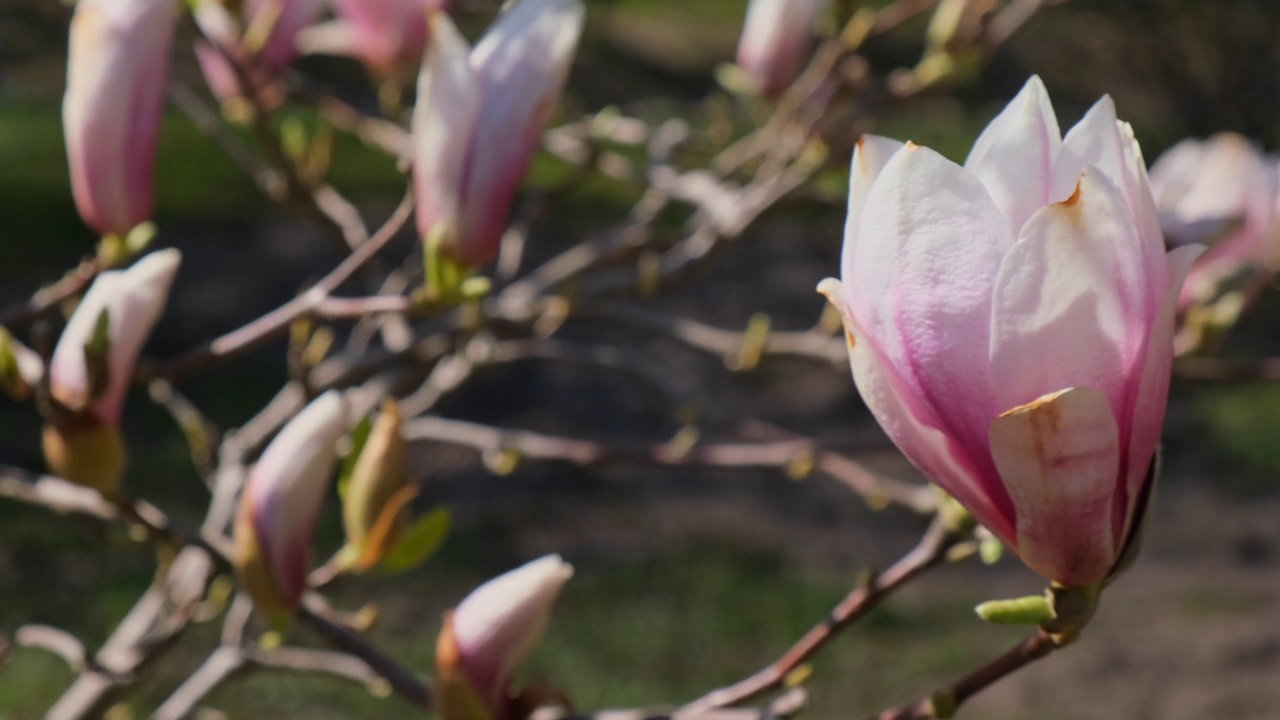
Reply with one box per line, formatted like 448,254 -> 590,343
412,0 -> 584,267
234,391 -> 347,622
63,0 -> 177,236
50,250 -> 182,426
436,555 -> 573,720
819,76 -> 1202,588
298,0 -> 446,77
735,0 -> 825,96
1149,133 -> 1280,309
194,0 -> 326,105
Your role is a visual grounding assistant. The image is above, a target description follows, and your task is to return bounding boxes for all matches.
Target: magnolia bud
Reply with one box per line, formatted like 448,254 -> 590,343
63,0 -> 178,236
49,250 -> 181,427
436,555 -> 573,720
412,0 -> 584,268
42,415 -> 127,499
298,0 -> 446,78
342,399 -> 411,571
734,0 -> 825,96
234,391 -> 346,623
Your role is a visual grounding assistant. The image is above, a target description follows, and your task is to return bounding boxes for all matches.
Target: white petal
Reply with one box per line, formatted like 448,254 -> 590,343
851,143 -> 1013,468
840,134 -> 905,287
989,170 -> 1148,417
964,75 -> 1062,234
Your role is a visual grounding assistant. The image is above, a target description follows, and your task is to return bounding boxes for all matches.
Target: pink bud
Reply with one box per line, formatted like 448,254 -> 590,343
412,0 -> 585,267
437,555 -> 573,718
235,391 -> 347,621
1149,133 -> 1279,309
735,0 -> 825,96
300,0 -> 447,76
820,76 -> 1203,587
194,0 -> 325,105
62,0 -> 177,236
49,249 -> 181,427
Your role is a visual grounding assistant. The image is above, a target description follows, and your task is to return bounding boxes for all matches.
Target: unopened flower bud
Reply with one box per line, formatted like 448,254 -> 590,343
342,399 -> 411,571
63,0 -> 178,236
49,250 -> 181,427
734,0 -> 825,96
412,0 -> 584,268
42,414 -> 126,499
234,391 -> 346,623
436,555 -> 573,720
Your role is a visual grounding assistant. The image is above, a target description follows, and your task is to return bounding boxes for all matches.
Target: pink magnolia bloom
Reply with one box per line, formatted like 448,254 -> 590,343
63,0 -> 177,236
49,249 -> 182,426
1149,133 -> 1280,309
437,555 -> 573,719
298,0 -> 447,76
735,0 -> 825,96
195,0 -> 326,104
235,391 -> 347,621
412,0 -> 585,267
819,77 -> 1202,587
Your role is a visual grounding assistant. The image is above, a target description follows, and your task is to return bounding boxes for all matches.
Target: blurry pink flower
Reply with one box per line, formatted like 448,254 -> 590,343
234,391 -> 346,622
436,555 -> 573,720
62,0 -> 177,236
299,0 -> 447,76
49,249 -> 182,426
1149,133 -> 1279,309
735,0 -> 825,96
412,0 -> 585,267
194,0 -> 325,105
819,76 -> 1202,587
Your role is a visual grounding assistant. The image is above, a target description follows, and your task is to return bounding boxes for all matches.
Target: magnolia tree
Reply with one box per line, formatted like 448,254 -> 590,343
1,0 -> 1275,718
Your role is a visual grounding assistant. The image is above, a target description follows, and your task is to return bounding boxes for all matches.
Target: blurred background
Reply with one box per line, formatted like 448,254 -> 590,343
3,1 -> 1280,718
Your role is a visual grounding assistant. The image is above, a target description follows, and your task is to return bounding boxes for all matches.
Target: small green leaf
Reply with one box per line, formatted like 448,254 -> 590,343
337,415 -> 374,501
83,309 -> 112,400
974,595 -> 1053,626
380,507 -> 451,574
979,535 -> 1004,565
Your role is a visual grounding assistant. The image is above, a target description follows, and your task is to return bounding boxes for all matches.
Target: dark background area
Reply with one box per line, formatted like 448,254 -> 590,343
2,1 -> 1280,717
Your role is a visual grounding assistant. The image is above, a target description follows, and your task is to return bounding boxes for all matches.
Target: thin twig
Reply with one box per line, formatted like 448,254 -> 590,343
872,629 -> 1057,720
673,518 -> 963,718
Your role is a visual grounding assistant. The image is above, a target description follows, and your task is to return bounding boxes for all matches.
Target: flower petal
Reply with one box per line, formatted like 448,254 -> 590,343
850,143 -> 1013,475
964,75 -> 1062,234
820,279 -> 1016,544
1121,244 -> 1202,540
989,170 -> 1148,418
412,11 -> 480,251
989,386 -> 1120,587
841,134 -> 905,287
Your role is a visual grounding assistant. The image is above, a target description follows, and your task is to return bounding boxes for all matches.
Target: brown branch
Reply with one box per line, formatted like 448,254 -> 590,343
299,595 -> 433,709
673,518 -> 962,718
872,629 -> 1056,720
143,190 -> 414,381
0,257 -> 103,328
14,625 -> 88,671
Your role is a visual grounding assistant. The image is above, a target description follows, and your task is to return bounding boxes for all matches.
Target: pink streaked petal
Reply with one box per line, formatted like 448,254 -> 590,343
1116,120 -> 1170,295
48,250 -> 181,426
819,279 -> 1015,545
458,0 -> 584,265
412,11 -> 480,250
840,134 -> 905,288
1120,244 -> 1202,541
735,0 -> 825,95
248,391 -> 347,607
850,143 -> 1012,478
989,387 -> 1120,587
989,170 -> 1148,420
964,75 -> 1062,234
